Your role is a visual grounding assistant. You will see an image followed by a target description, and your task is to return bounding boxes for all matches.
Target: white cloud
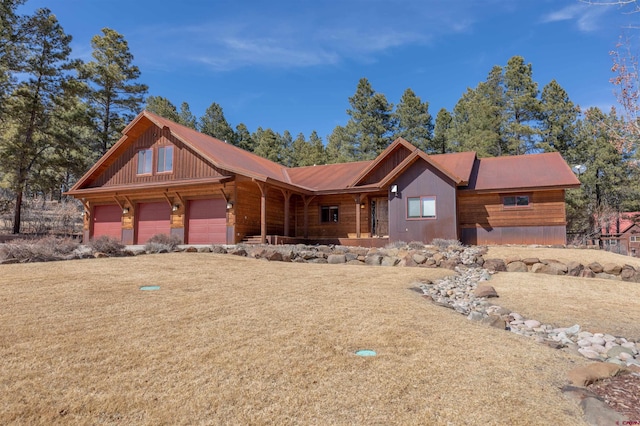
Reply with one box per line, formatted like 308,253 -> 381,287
541,4 -> 608,32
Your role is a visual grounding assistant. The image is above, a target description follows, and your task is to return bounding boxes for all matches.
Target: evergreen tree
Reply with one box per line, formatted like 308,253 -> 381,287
306,131 -> 326,165
539,79 -> 579,155
145,96 -> 180,122
432,108 -> 453,154
503,56 -> 541,154
234,123 -> 255,151
0,0 -> 26,118
79,28 -> 148,155
290,132 -> 307,167
278,130 -> 293,166
0,8 -> 76,233
253,127 -> 280,162
346,78 -> 395,160
326,123 -> 358,163
200,102 -> 234,142
178,101 -> 197,129
393,88 -> 433,151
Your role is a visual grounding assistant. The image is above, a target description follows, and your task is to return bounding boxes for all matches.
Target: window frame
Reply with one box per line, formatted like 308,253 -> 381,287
406,196 -> 437,220
320,205 -> 339,223
157,145 -> 174,174
137,149 -> 153,175
629,236 -> 638,243
502,194 -> 531,209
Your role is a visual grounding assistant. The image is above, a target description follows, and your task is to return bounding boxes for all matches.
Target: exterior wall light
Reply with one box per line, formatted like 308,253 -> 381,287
122,207 -> 129,214
226,201 -> 233,209
390,184 -> 398,194
172,204 -> 180,212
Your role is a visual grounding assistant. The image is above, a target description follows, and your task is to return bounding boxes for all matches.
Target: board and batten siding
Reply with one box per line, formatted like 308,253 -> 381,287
295,194 -> 372,239
91,126 -> 226,188
458,189 -> 567,245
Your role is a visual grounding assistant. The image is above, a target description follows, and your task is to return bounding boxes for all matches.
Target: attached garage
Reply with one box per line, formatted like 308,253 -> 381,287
136,202 -> 171,244
92,204 -> 122,240
187,199 -> 227,244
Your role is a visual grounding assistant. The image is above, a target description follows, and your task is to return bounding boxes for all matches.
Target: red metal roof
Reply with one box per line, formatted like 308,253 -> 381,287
430,151 -> 477,185
599,212 -> 640,235
464,152 -> 581,191
286,161 -> 372,191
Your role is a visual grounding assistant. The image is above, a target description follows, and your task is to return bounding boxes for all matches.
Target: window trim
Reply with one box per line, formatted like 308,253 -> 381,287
137,149 -> 153,175
157,145 -> 174,174
502,194 -> 531,209
629,236 -> 638,243
406,196 -> 437,220
320,205 -> 339,223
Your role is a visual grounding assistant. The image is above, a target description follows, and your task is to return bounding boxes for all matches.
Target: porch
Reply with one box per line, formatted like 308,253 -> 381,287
242,235 -> 390,248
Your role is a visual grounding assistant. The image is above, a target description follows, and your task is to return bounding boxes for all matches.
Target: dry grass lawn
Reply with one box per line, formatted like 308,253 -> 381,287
0,253 -> 593,425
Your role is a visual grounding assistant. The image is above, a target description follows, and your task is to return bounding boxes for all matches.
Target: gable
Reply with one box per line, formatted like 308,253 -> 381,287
354,143 -> 414,186
85,124 -> 228,189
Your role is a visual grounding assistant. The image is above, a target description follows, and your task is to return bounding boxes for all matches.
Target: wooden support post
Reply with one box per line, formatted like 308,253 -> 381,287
280,189 -> 291,237
256,182 -> 267,244
302,195 -> 315,239
353,194 -> 362,239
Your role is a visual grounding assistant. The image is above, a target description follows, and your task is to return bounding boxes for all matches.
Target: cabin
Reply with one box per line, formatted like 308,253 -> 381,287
66,111 -> 581,246
597,212 -> 640,257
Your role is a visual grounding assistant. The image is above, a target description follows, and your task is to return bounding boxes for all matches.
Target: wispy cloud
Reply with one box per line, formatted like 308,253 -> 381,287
541,4 -> 608,32
131,1 -> 478,72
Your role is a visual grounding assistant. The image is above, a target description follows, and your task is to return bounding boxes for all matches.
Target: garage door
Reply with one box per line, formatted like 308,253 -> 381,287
93,205 -> 122,240
136,202 -> 171,244
187,199 -> 227,244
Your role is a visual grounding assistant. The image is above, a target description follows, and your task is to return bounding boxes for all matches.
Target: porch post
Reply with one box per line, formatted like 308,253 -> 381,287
280,189 -> 291,237
353,194 -> 362,239
256,182 -> 267,244
302,195 -> 315,239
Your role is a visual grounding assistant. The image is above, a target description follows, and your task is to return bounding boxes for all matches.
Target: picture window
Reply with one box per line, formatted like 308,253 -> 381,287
407,196 -> 436,219
320,205 -> 339,223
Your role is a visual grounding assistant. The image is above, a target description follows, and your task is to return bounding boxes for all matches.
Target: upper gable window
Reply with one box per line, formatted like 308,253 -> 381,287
157,146 -> 174,173
137,149 -> 153,175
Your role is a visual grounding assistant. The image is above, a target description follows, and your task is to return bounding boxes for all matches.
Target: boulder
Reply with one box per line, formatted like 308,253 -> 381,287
263,250 -> 283,262
521,257 -> 540,266
412,253 -> 427,265
365,254 -> 383,266
504,256 -> 521,264
579,268 -> 595,278
587,262 -> 603,273
483,258 -> 506,272
595,272 -> 619,280
541,259 -> 568,273
381,256 -> 400,267
567,363 -> 625,386
620,265 -> 637,281
565,261 -> 583,277
506,261 -> 528,273
327,254 -> 346,264
481,314 -> 507,330
531,262 -> 563,275
602,263 -> 622,275
474,285 -> 499,298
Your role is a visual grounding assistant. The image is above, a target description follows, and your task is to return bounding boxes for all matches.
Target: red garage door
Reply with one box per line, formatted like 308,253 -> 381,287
93,205 -> 122,240
187,199 -> 227,244
136,202 -> 171,244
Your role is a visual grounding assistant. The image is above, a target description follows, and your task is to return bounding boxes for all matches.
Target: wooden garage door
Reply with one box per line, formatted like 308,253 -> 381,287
93,205 -> 122,240
136,202 -> 171,244
187,199 -> 227,244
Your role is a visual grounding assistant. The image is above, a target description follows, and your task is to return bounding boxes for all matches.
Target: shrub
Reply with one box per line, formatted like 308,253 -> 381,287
144,233 -> 181,253
430,238 -> 463,250
408,241 -> 426,250
0,236 -> 80,262
385,240 -> 407,249
87,235 -> 125,255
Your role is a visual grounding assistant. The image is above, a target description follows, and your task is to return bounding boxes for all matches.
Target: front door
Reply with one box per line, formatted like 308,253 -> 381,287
372,197 -> 389,237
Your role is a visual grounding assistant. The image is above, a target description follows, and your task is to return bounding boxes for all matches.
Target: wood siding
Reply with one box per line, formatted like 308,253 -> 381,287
91,126 -> 226,187
359,146 -> 412,186
458,189 -> 567,245
388,161 -> 458,243
294,194 -> 372,239
234,181 -> 287,241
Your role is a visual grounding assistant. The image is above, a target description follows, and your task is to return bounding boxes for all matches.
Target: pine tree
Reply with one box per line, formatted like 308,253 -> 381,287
278,130 -> 293,166
79,28 -> 148,155
346,78 -> 395,159
200,102 -> 234,142
503,56 -> 541,155
145,96 -> 180,122
432,108 -> 453,154
290,132 -> 307,167
253,127 -> 280,162
0,0 -> 26,118
178,102 -> 197,129
393,88 -> 433,151
0,8 -> 76,233
326,123 -> 358,163
307,131 -> 326,165
234,123 -> 255,151
539,79 -> 579,155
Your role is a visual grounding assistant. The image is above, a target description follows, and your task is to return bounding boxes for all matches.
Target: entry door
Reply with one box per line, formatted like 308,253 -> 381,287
372,197 -> 389,236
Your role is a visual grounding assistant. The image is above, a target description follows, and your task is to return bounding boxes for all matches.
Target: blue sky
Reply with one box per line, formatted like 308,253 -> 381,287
20,0 -> 638,142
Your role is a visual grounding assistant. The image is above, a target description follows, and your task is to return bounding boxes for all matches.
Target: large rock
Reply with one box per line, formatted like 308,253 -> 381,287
602,262 -> 622,275
381,256 -> 400,267
587,262 -> 603,273
474,285 -> 499,298
365,254 -> 383,266
620,265 -> 637,281
412,253 -> 427,265
567,363 -> 625,386
541,259 -> 568,273
483,258 -> 506,272
521,257 -> 540,265
531,262 -> 563,275
481,314 -> 506,329
579,268 -> 595,278
565,261 -> 583,277
506,261 -> 528,272
327,254 -> 346,264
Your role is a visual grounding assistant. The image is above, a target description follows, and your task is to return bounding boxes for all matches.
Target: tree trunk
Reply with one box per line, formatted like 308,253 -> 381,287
12,188 -> 23,234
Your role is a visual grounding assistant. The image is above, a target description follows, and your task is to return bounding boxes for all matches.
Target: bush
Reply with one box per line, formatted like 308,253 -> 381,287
430,238 -> 463,250
385,240 -> 407,249
0,236 -> 80,262
87,235 -> 125,255
144,233 -> 181,253
407,241 -> 426,250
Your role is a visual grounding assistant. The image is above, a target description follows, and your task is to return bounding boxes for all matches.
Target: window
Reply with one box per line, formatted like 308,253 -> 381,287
321,205 -> 339,223
157,146 -> 174,173
407,196 -> 436,219
137,149 -> 153,174
630,236 -> 638,243
503,195 -> 530,208
607,239 -> 617,246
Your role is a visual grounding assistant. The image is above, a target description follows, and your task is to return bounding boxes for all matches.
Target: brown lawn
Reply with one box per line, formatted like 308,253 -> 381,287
0,252 -> 597,425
